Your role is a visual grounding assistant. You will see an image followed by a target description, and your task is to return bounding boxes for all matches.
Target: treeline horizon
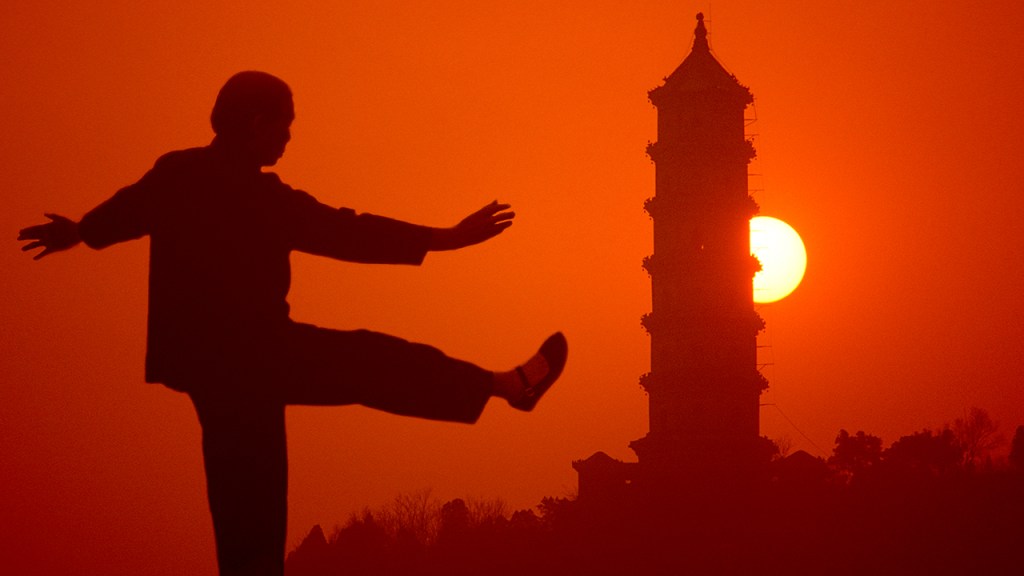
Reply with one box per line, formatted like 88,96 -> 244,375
286,408 -> 1024,575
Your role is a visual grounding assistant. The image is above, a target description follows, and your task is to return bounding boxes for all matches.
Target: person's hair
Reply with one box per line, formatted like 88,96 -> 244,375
210,71 -> 293,137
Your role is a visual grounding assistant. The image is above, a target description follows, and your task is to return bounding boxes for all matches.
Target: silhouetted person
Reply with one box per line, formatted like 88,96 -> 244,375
19,70 -> 567,576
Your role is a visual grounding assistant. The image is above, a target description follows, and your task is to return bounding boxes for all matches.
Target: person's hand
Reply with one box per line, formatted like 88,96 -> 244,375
18,213 -> 81,260
431,201 -> 514,251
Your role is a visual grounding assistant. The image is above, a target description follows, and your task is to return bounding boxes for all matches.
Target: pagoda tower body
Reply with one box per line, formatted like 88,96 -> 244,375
630,14 -> 766,500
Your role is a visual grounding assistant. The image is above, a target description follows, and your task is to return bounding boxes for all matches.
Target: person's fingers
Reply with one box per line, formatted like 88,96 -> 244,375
18,225 -> 44,239
475,209 -> 513,225
479,202 -> 511,216
485,221 -> 512,240
467,214 -> 513,234
22,241 -> 43,252
481,220 -> 513,238
34,248 -> 52,260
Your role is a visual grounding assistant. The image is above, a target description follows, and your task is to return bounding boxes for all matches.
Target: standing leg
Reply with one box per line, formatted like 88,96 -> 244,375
191,392 -> 288,576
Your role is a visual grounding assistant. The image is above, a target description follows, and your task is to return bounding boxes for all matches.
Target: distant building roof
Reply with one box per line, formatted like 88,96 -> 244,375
774,450 -> 829,484
572,451 -> 630,472
573,451 -> 637,504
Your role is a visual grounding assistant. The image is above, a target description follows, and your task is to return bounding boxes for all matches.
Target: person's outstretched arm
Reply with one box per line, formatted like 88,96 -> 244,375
19,151 -> 170,260
293,195 -> 515,265
18,214 -> 81,260
428,201 -> 515,252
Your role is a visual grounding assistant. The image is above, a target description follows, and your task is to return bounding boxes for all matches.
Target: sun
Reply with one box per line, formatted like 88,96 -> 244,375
750,216 -> 807,303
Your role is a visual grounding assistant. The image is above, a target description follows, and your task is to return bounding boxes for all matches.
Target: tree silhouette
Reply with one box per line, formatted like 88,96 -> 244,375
284,524 -> 330,576
828,429 -> 883,483
883,428 -> 962,478
1010,425 -> 1024,472
952,407 -> 1003,471
286,413 -> 1024,576
378,489 -> 441,547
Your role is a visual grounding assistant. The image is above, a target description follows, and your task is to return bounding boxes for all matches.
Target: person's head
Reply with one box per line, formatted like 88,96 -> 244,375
211,71 -> 294,166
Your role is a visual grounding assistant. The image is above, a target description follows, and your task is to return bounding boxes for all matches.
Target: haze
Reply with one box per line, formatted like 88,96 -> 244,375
3,2 -> 1023,575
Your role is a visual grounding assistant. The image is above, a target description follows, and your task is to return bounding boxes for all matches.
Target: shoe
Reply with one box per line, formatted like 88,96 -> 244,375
510,332 -> 568,411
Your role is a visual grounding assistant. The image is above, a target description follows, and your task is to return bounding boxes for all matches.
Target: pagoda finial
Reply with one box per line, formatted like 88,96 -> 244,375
693,12 -> 709,52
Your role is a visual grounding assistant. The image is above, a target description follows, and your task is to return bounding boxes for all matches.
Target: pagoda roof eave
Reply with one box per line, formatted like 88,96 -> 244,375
649,13 -> 753,105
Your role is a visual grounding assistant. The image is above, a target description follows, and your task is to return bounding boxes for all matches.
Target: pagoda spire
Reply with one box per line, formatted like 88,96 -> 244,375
692,12 -> 709,52
652,12 -> 751,107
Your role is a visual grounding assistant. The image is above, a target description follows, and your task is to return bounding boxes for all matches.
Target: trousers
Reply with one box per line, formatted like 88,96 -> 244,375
186,322 -> 493,576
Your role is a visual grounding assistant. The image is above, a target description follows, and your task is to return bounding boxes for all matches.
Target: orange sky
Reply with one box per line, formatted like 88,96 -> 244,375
3,2 -> 1024,574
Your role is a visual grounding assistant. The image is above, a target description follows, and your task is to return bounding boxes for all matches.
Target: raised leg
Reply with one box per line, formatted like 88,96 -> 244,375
279,323 -> 494,423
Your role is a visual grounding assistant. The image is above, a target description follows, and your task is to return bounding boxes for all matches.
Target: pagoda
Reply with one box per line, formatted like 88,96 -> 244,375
575,13 -> 767,508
